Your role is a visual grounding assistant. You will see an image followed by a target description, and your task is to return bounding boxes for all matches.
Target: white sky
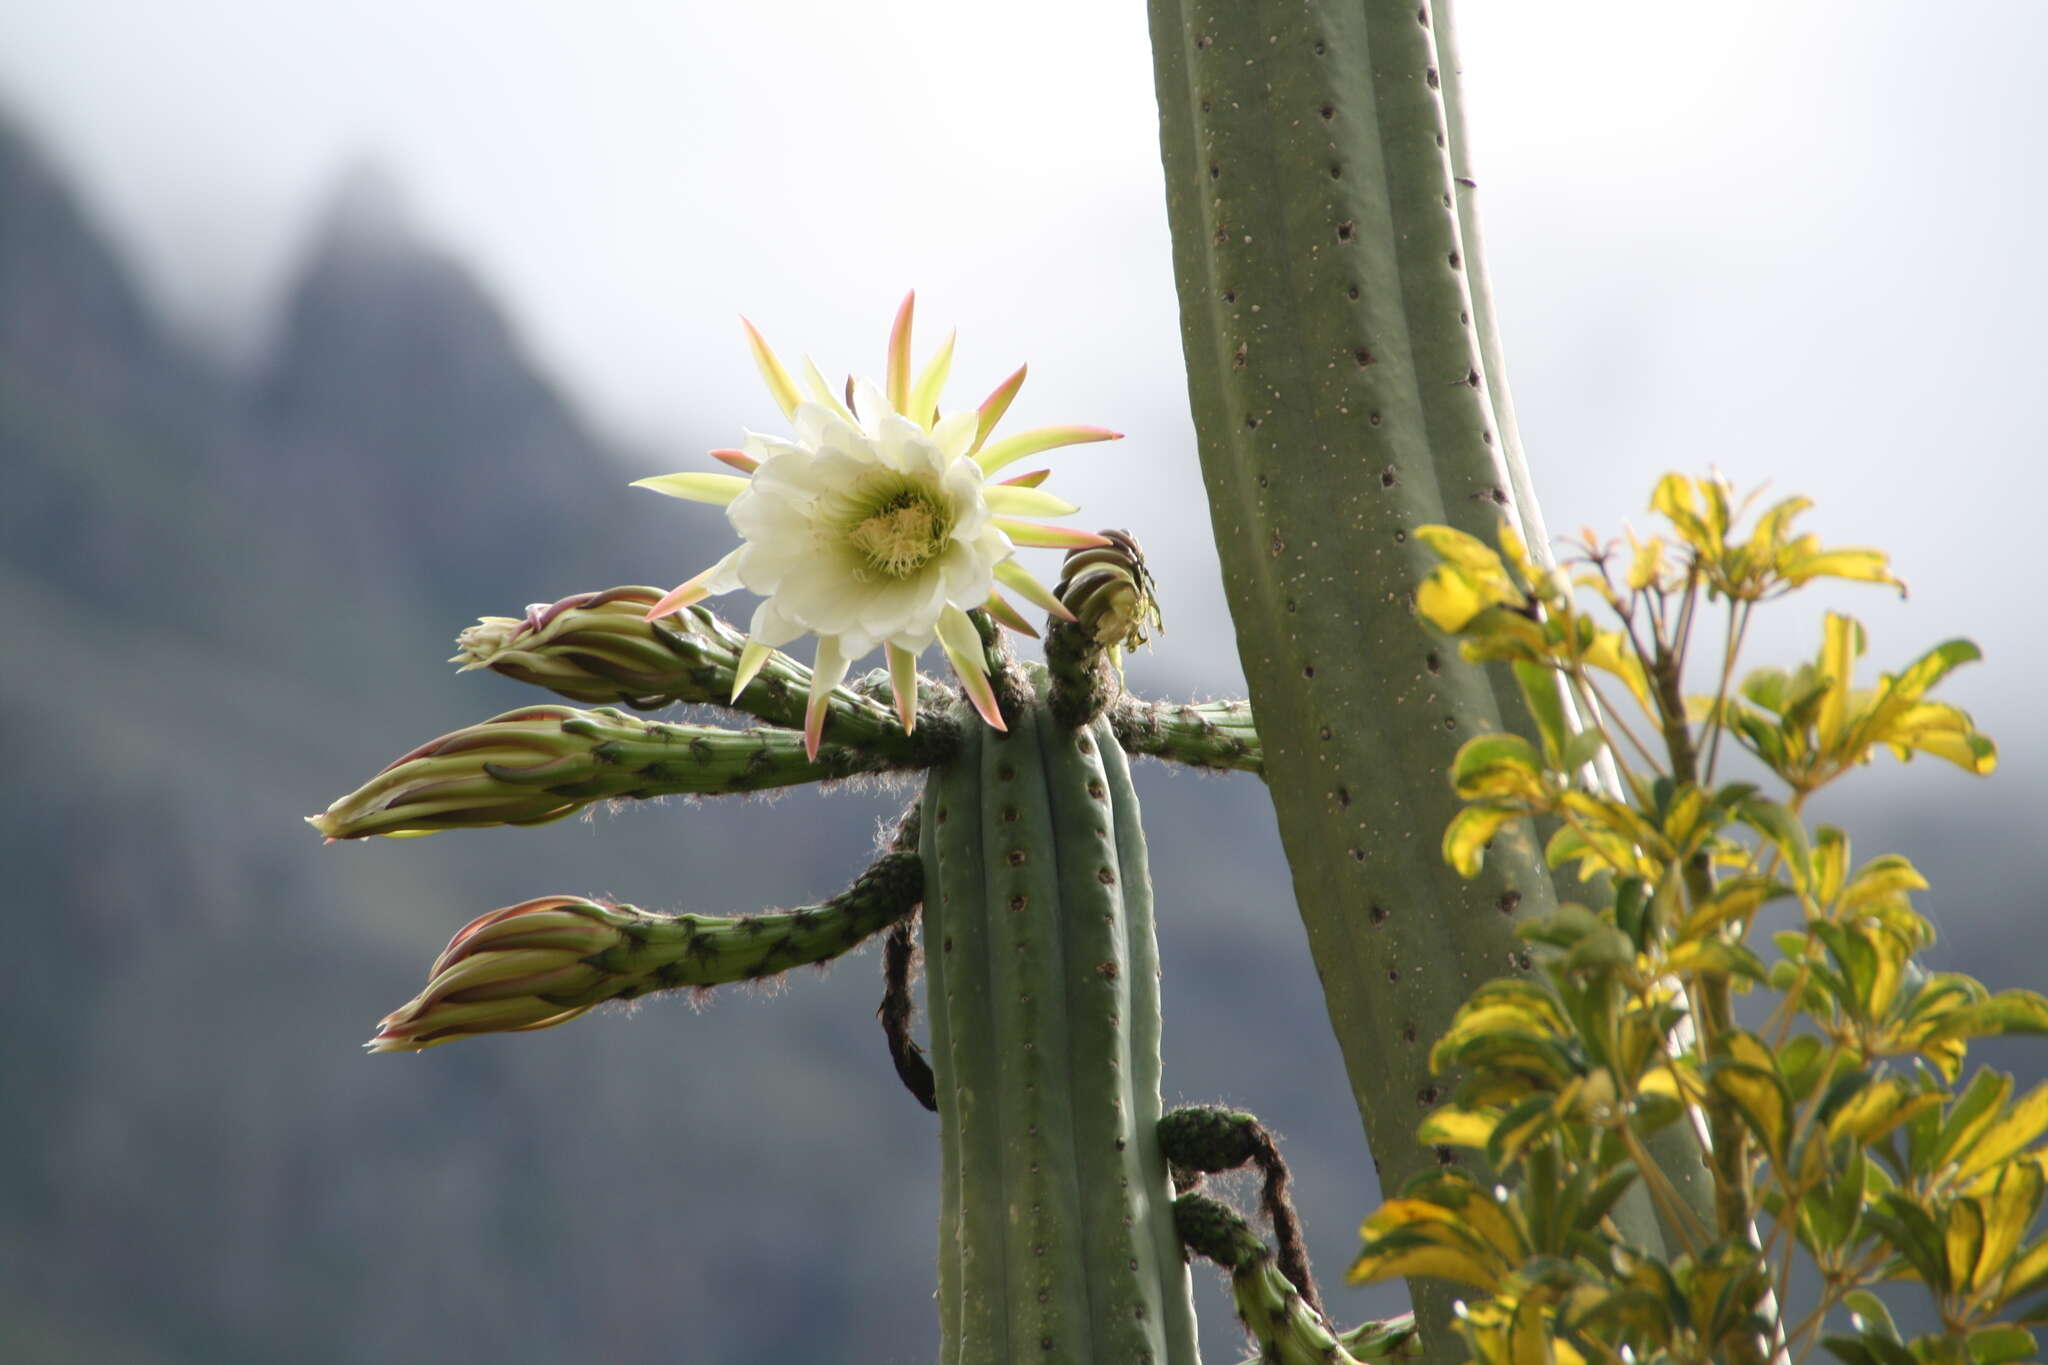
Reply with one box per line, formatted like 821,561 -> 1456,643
5,1 -> 2045,770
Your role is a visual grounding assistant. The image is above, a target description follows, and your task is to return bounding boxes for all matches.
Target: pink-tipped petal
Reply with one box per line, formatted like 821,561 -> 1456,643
886,292 -> 915,416
710,448 -> 760,473
990,518 -> 1116,550
972,364 -> 1028,454
997,468 -> 1051,488
993,558 -> 1076,621
645,578 -> 713,621
936,606 -> 1007,733
803,637 -> 852,760
887,643 -> 920,734
742,316 -> 802,419
908,329 -> 956,430
974,425 -> 1122,476
730,639 -> 773,701
981,590 -> 1039,639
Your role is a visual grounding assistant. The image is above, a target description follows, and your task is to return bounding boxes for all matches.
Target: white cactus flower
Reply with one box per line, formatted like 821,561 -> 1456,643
635,294 -> 1116,756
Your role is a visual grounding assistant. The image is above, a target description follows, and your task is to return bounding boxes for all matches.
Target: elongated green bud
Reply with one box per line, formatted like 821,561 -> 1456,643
369,845 -> 923,1050
453,586 -> 959,764
308,704 -> 900,840
1174,1194 -> 1420,1365
1109,697 -> 1262,775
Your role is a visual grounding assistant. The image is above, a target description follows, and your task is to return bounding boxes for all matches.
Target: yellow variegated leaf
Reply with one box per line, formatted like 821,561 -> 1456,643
1625,531 -> 1665,591
1420,1107 -> 1500,1149
1446,803 -> 1523,878
1711,1062 -> 1791,1164
1816,612 -> 1861,754
1946,1197 -> 1987,1295
1973,1163 -> 2043,1295
1957,1083 -> 2048,1183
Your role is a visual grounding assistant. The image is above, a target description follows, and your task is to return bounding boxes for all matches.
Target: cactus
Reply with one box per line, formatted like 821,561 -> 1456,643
1145,0 -> 1687,1351
319,532 -> 1395,1358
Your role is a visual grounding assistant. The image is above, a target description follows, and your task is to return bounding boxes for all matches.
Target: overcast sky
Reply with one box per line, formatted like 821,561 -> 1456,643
6,1 -> 2044,790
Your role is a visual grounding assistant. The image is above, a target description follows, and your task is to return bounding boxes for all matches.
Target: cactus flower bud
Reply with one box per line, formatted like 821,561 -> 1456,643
369,847 -> 922,1050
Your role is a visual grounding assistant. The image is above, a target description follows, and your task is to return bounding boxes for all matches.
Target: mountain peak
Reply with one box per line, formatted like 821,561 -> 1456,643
311,159 -> 417,261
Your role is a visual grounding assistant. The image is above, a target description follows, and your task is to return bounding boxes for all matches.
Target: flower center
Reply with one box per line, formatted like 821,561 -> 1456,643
847,490 -> 949,579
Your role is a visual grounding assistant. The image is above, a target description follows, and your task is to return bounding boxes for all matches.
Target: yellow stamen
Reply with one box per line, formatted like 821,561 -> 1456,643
848,496 -> 947,578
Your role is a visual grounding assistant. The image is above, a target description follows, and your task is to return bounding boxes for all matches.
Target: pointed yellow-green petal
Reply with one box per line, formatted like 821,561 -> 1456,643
972,363 -> 1028,454
907,328 -> 956,430
741,316 -> 802,420
993,558 -> 1076,621
630,472 -> 751,506
974,424 -> 1122,476
991,518 -> 1113,550
886,291 -> 914,416
730,639 -> 773,701
803,636 -> 852,760
997,468 -> 1050,488
887,643 -> 919,734
981,590 -> 1038,639
983,484 -> 1081,517
937,605 -> 1005,733
800,355 -> 857,424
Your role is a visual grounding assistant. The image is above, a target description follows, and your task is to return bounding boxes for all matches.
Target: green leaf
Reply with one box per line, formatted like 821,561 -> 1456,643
1514,659 -> 1568,768
1709,1060 -> 1793,1167
1451,733 -> 1547,801
1560,727 -> 1609,774
1966,1325 -> 2037,1364
1444,802 -> 1522,878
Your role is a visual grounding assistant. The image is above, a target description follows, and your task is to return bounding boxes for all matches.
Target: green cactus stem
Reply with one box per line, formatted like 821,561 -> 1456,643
1173,1193 -> 1419,1364
453,586 -> 960,764
369,814 -> 922,1050
921,678 -> 1199,1364
1108,697 -> 1262,775
308,704 -> 913,840
1146,2 -> 1676,1349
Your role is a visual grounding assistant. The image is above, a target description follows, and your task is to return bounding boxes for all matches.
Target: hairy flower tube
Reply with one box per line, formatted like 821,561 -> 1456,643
633,293 -> 1116,756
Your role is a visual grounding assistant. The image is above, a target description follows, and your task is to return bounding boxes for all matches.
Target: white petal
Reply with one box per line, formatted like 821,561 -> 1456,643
931,409 -> 978,464
776,553 -> 876,634
856,568 -> 948,642
850,377 -> 891,434
748,598 -> 805,647
937,539 -> 997,608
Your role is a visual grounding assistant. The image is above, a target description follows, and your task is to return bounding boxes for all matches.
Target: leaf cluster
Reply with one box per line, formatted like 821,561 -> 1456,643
1354,475 -> 2043,1365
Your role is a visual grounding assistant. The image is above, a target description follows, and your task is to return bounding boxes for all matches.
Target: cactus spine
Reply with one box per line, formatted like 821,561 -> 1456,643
1146,1 -> 1674,1349
922,674 -> 1199,1364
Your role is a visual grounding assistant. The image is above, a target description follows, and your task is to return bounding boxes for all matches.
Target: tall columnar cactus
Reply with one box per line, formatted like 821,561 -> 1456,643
1145,0 -> 1677,1350
312,302 -> 1419,1361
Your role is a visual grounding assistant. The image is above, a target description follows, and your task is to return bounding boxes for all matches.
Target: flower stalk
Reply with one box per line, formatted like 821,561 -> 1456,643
370,835 -> 923,1051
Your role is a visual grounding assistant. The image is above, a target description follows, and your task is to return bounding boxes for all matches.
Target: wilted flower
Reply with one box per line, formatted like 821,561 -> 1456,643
634,293 -> 1115,756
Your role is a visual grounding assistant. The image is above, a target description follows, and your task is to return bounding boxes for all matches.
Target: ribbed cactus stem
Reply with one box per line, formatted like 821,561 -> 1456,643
1146,3 -> 1671,1350
369,837 -> 923,1050
453,586 -> 961,764
309,704 -> 914,840
921,679 -> 1199,1364
1108,697 -> 1262,775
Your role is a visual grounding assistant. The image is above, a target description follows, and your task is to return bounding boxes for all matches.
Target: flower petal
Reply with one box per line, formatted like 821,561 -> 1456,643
931,410 -> 979,464
800,356 -> 857,424
631,472 -> 752,506
709,448 -> 760,474
887,643 -> 920,734
730,639 -> 773,701
937,605 -> 1006,733
997,468 -> 1049,488
993,558 -> 1076,622
908,329 -> 956,429
982,590 -> 1038,638
990,518 -> 1114,550
972,364 -> 1027,454
983,484 -> 1081,517
804,635 -> 854,759
742,317 -> 802,420
885,292 -> 915,417
646,547 -> 747,620
974,425 -> 1121,476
